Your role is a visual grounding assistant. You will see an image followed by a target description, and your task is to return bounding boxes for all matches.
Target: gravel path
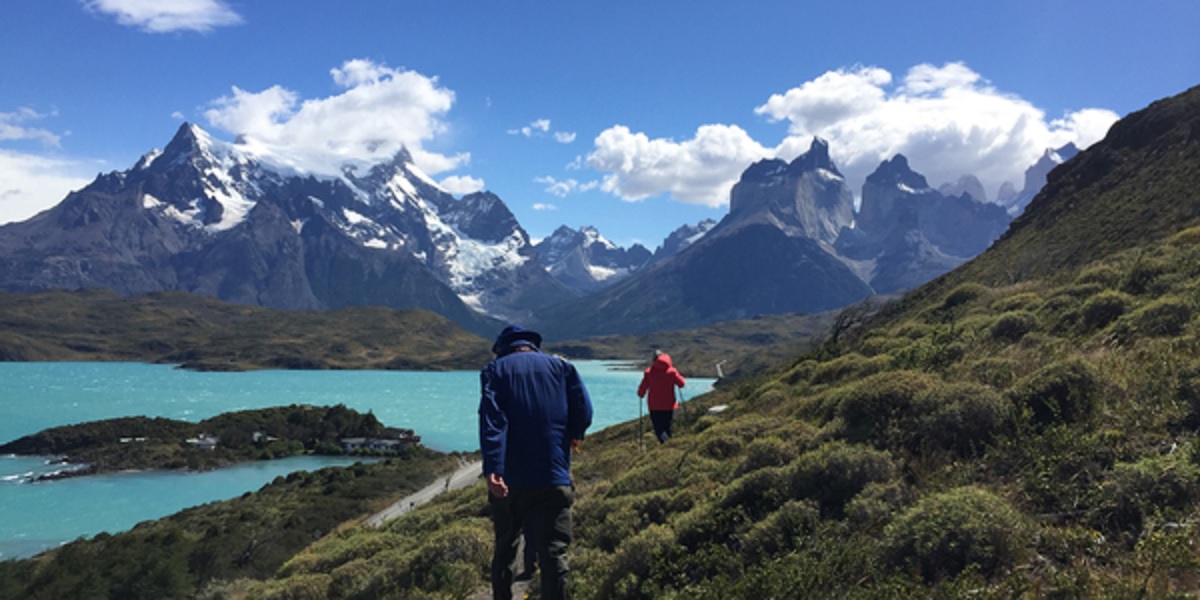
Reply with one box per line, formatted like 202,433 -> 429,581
364,458 -> 482,527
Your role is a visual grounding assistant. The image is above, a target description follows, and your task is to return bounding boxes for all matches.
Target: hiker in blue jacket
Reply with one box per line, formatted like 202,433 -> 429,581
480,325 -> 593,600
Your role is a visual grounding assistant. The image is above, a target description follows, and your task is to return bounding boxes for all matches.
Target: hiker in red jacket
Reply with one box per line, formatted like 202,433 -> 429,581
637,350 -> 686,443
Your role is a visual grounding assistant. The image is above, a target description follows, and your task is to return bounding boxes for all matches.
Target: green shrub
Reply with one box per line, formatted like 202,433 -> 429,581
788,442 -> 897,518
808,352 -> 892,386
1122,257 -> 1167,295
964,357 -> 1021,389
1075,264 -> 1123,287
1080,290 -> 1133,330
990,310 -> 1039,342
736,436 -> 800,476
720,466 -> 790,521
1009,358 -> 1102,427
833,370 -> 939,444
991,291 -> 1044,313
883,487 -> 1031,582
907,382 -> 1012,456
1129,296 -> 1193,337
1093,454 -> 1200,537
845,481 -> 914,530
941,283 -> 989,310
740,499 -> 820,562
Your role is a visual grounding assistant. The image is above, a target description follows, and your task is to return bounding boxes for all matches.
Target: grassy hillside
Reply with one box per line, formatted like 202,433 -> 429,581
202,86 -> 1200,598
0,288 -> 493,371
1,85 -> 1196,599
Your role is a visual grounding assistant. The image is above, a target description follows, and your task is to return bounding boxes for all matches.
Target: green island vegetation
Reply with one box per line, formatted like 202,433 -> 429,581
0,405 -> 415,476
0,452 -> 460,599
0,86 -> 1197,598
0,289 -> 494,371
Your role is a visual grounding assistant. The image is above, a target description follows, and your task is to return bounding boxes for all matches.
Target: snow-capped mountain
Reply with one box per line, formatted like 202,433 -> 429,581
0,123 -> 573,333
531,225 -> 652,293
836,154 -> 1012,293
996,143 -> 1081,216
653,219 -> 717,261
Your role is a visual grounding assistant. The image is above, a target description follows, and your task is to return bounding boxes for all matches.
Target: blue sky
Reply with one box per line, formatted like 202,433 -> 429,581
2,1 -> 1198,249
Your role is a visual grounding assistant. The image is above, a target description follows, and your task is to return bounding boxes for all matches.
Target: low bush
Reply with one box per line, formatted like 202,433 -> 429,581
788,442 -> 897,518
1009,358 -> 1102,427
1080,290 -> 1133,330
1128,296 -> 1193,337
832,370 -> 939,444
883,486 -> 1031,582
907,382 -> 1012,456
990,291 -> 1043,313
990,310 -> 1040,342
736,436 -> 800,476
940,283 -> 990,311
740,499 -> 819,562
1092,453 -> 1200,538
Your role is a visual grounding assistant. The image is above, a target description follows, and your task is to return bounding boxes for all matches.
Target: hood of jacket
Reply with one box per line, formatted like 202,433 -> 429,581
650,353 -> 674,372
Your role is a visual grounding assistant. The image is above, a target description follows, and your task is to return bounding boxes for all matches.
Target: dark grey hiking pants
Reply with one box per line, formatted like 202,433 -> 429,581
490,485 -> 574,600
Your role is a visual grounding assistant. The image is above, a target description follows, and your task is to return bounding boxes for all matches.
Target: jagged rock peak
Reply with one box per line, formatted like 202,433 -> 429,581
788,137 -> 842,177
866,154 -> 930,192
938,174 -> 988,203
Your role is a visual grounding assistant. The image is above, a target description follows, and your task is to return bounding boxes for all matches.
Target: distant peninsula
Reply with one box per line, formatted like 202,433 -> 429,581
0,404 -> 425,480
0,288 -> 494,371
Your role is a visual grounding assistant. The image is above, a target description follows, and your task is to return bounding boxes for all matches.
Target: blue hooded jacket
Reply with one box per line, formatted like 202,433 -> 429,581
479,326 -> 593,487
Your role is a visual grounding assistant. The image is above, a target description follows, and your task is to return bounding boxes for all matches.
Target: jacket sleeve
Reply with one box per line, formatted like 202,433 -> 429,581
637,371 -> 650,398
478,365 -> 507,476
673,369 -> 686,388
565,361 -> 594,441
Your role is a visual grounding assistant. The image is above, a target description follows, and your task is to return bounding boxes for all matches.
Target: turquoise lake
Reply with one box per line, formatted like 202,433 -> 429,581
0,361 -> 714,559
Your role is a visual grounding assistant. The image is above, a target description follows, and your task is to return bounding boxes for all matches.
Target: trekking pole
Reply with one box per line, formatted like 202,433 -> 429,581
638,395 -> 645,453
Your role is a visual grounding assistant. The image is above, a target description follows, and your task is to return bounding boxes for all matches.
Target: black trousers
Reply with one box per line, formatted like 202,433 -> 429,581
490,485 -> 574,600
650,409 -> 674,443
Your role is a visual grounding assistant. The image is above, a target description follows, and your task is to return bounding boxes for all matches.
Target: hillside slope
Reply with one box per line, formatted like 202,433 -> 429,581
235,85 -> 1200,598
2,85 -> 1198,599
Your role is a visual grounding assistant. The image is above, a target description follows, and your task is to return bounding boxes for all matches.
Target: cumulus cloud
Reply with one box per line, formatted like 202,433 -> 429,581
0,108 -> 63,147
588,63 -> 1118,207
532,203 -> 557,211
756,62 -> 1119,202
439,174 -> 485,196
203,59 -> 469,176
509,118 -> 576,144
82,0 -> 242,33
0,150 -> 93,225
534,176 -> 599,198
587,124 -> 771,207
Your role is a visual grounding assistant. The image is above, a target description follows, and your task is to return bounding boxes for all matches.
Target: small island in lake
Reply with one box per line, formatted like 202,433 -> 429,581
0,404 -> 419,480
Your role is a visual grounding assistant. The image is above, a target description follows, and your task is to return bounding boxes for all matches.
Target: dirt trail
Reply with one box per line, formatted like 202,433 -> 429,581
364,458 -> 482,527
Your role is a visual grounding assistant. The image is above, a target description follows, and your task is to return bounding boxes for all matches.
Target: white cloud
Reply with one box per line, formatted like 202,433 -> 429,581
0,150 -> 93,224
439,175 -> 485,196
534,176 -> 599,198
509,118 -> 575,144
203,59 -> 469,176
587,63 -> 1119,207
587,124 -> 771,207
82,0 -> 242,33
532,203 -> 557,211
0,108 -> 62,147
756,62 -> 1119,202
509,119 -> 551,137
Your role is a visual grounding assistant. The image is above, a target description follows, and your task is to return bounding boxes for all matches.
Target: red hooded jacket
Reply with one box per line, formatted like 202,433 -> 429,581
638,353 -> 686,411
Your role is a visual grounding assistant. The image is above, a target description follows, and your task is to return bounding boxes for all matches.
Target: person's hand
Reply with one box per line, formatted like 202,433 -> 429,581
571,438 -> 581,454
487,472 -> 509,498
